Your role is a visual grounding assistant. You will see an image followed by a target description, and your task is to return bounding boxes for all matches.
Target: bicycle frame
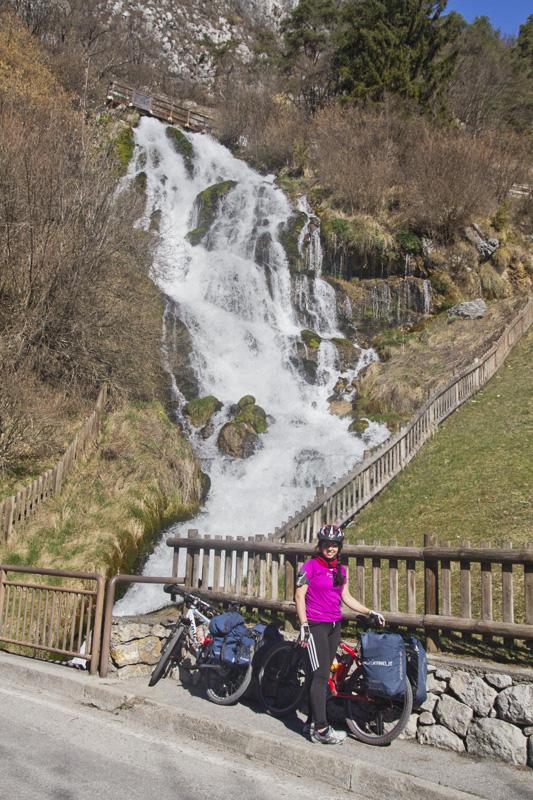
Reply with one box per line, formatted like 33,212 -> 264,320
184,604 -> 211,647
327,640 -> 376,704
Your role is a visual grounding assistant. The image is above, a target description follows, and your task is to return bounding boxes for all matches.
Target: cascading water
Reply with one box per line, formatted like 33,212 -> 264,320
117,118 -> 388,613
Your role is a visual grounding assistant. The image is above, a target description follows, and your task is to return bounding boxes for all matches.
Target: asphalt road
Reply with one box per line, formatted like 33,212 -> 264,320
0,683 -> 361,800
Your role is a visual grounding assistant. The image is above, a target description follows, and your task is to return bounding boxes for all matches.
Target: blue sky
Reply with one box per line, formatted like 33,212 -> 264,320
445,1 -> 531,36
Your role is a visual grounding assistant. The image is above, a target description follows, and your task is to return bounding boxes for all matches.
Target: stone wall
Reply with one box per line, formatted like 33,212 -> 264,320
403,655 -> 533,768
108,616 -> 533,769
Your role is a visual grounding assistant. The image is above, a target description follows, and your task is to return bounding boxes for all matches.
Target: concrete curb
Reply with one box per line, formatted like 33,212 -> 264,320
0,653 -> 480,800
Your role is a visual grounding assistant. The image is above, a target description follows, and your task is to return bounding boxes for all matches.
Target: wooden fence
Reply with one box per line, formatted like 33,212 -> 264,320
106,81 -> 214,133
167,532 -> 533,651
0,385 -> 108,544
271,298 -> 533,543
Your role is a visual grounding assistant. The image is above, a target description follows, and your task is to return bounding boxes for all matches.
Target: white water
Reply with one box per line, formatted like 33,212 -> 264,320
117,118 -> 388,613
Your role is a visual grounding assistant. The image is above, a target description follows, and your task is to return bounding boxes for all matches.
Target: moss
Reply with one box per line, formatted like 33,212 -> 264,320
235,403 -> 268,434
183,395 -> 222,428
397,229 -> 423,255
278,211 -> 307,271
186,180 -> 237,246
165,126 -> 194,177
429,270 -> 460,309
115,126 -> 135,174
134,171 -> 147,195
301,329 -> 321,349
490,246 -> 512,275
237,395 -> 255,408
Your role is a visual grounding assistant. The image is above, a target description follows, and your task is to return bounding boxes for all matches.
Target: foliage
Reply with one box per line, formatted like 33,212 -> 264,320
335,1 -> 459,109
397,230 -> 423,254
115,126 -> 135,173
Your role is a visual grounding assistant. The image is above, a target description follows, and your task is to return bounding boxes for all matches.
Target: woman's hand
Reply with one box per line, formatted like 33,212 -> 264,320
368,610 -> 385,627
299,622 -> 311,647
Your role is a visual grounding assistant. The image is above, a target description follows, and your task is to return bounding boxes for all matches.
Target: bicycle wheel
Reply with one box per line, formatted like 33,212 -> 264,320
205,660 -> 253,706
257,641 -> 309,717
148,623 -> 185,687
344,677 -> 413,746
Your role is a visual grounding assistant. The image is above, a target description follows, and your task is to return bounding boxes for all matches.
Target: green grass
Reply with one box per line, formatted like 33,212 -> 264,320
347,326 -> 533,548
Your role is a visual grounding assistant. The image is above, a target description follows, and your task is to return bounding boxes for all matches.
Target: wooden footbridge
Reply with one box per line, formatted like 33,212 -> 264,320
106,80 -> 214,133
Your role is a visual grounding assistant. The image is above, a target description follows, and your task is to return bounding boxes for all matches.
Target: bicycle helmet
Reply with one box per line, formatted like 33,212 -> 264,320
317,524 -> 344,545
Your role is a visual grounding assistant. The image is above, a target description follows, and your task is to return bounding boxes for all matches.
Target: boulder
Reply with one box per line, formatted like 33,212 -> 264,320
110,636 -> 162,667
435,694 -> 473,738
495,685 -> 533,725
278,212 -> 307,271
426,674 -> 447,695
484,673 -> 513,690
448,299 -> 487,320
183,395 -> 222,428
110,622 -> 152,644
434,668 -> 452,681
466,718 -> 527,766
418,712 -> 435,726
114,663 -> 153,680
448,670 -> 497,716
165,126 -> 194,177
417,724 -> 465,753
399,713 -> 418,740
217,421 -> 259,459
186,180 -> 237,247
464,224 -> 499,260
419,692 -> 438,713
331,337 -> 361,371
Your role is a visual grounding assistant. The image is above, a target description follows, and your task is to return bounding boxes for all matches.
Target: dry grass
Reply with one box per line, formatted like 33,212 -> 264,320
353,297 -> 523,424
0,402 -> 205,577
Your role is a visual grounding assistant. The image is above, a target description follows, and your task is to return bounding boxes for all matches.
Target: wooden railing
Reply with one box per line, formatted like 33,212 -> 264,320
0,565 -> 105,674
106,81 -> 214,133
166,532 -> 533,651
271,297 -> 533,543
0,385 -> 108,544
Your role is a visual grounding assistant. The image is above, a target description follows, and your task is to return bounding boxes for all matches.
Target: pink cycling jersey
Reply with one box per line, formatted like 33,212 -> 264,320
298,557 -> 346,623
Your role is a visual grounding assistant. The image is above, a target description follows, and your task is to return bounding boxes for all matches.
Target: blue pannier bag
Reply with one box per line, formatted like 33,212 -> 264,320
361,631 -> 407,698
405,635 -> 427,708
208,611 -> 245,637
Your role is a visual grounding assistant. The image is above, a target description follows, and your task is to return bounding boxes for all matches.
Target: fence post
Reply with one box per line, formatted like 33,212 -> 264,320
0,568 -> 5,632
424,532 -> 439,652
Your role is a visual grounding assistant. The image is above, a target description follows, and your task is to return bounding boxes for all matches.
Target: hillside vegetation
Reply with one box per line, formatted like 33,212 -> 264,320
346,326 -> 533,547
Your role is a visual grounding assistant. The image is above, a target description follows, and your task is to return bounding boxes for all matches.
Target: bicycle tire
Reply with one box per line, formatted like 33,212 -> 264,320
257,641 -> 309,717
148,623 -> 186,687
205,659 -> 254,705
344,677 -> 413,745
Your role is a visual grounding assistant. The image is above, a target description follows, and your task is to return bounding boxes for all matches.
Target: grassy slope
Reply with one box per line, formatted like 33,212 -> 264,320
0,402 -> 204,578
347,326 -> 532,548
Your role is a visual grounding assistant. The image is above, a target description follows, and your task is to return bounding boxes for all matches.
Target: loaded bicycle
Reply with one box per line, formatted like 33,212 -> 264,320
149,586 -> 261,705
257,615 -> 413,745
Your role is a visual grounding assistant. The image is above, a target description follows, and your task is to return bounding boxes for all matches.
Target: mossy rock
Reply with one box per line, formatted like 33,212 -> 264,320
115,126 -> 135,175
134,171 -> 147,195
217,421 -> 259,459
235,402 -> 268,434
165,126 -> 194,178
183,395 -> 222,428
278,212 -> 307,271
301,329 -> 321,350
186,180 -> 238,247
237,395 -> 255,409
349,418 -> 370,435
332,337 -> 360,371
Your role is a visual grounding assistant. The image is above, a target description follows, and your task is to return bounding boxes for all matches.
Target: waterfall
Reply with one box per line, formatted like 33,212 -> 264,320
117,118 -> 389,613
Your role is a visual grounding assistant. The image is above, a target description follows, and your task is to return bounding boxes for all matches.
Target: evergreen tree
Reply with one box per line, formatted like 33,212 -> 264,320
516,14 -> 533,76
335,0 -> 459,107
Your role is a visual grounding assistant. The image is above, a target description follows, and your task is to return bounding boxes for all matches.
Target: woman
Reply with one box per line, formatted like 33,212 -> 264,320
295,524 -> 384,744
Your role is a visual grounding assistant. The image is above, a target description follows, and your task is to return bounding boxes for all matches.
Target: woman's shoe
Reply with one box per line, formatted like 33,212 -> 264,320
311,725 -> 347,745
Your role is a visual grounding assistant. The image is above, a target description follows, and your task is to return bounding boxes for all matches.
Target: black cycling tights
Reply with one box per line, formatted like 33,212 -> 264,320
306,620 -> 341,730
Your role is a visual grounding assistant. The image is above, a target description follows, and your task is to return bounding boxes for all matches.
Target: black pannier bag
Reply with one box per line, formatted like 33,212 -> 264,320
404,635 -> 428,708
361,631 -> 407,698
